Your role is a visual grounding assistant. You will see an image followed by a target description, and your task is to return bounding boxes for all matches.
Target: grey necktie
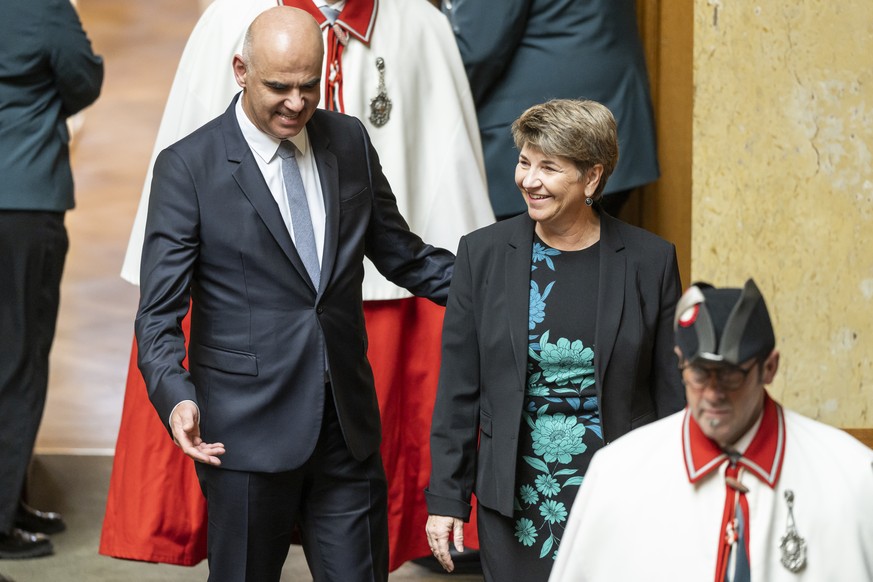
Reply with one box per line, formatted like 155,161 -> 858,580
277,141 -> 320,289
319,5 -> 340,24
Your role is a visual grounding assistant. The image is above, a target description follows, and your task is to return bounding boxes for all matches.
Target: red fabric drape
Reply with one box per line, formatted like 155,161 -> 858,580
99,297 -> 478,571
99,314 -> 206,565
364,298 -> 479,568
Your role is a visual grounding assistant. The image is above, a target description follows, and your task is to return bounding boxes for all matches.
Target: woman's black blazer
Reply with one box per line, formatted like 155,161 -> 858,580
426,212 -> 685,519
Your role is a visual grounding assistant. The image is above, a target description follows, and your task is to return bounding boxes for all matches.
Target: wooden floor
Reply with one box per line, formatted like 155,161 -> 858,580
37,0 -> 202,453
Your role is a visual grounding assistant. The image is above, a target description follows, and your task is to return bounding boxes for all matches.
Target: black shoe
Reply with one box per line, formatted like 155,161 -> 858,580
14,502 -> 66,535
0,529 -> 53,559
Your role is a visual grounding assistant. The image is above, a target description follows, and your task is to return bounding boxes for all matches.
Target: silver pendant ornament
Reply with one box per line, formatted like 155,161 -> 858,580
779,490 -> 807,573
368,57 -> 392,127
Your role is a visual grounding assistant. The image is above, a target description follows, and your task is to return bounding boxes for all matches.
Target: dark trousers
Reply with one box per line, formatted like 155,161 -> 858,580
0,211 -> 68,532
195,391 -> 389,582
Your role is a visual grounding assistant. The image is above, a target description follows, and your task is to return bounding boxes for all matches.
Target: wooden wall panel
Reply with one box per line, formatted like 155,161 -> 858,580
844,429 -> 873,450
634,0 -> 693,288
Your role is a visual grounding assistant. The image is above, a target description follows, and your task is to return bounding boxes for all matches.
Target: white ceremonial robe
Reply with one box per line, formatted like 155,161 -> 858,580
550,395 -> 873,582
120,0 -> 493,299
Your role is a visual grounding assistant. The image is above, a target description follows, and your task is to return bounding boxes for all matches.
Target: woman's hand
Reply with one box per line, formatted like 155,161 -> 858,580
425,514 -> 465,572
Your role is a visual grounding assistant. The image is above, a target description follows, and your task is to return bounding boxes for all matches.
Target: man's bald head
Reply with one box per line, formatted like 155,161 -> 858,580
241,7 -> 324,70
233,6 -> 324,140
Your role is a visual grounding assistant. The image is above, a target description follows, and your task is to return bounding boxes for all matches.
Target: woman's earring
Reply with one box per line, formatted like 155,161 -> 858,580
585,196 -> 594,207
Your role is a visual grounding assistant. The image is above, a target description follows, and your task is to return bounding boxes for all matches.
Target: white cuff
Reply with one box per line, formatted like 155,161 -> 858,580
169,399 -> 200,428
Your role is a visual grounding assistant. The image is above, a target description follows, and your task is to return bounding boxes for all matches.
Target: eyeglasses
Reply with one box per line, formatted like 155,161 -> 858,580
679,361 -> 759,392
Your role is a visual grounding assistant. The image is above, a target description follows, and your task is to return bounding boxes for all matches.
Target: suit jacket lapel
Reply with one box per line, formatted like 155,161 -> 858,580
223,95 -> 322,293
307,114 -> 339,299
594,213 -> 626,388
506,216 -> 535,391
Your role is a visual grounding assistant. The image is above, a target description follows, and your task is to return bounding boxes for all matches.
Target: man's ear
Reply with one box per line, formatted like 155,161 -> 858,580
761,350 -> 780,384
232,54 -> 247,89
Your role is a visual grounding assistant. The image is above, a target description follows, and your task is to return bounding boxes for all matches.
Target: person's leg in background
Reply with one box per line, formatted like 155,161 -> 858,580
0,211 -> 68,559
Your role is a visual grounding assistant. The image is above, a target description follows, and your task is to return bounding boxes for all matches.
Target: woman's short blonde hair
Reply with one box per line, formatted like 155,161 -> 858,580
511,99 -> 619,200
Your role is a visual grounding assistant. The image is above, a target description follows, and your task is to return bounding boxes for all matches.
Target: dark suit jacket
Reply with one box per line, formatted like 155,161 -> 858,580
443,0 -> 658,216
0,0 -> 103,211
136,96 -> 454,473
426,213 -> 684,519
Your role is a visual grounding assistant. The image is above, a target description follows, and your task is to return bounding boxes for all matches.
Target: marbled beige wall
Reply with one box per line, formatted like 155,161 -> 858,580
693,0 -> 873,426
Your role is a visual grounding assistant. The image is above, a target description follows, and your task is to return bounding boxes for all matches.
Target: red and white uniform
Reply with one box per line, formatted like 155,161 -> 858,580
102,0 -> 492,570
550,393 -> 873,581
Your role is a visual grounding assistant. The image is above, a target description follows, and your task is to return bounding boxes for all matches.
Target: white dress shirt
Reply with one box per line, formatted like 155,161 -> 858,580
234,95 -> 326,266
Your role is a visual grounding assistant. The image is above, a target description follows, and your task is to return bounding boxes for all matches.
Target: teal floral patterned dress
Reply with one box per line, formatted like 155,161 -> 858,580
512,235 -> 604,576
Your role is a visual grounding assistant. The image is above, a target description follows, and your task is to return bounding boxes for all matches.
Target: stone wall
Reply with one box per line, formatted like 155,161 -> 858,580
693,0 -> 873,426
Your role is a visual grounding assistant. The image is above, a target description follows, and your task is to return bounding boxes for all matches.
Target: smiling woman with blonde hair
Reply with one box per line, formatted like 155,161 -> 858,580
425,99 -> 686,581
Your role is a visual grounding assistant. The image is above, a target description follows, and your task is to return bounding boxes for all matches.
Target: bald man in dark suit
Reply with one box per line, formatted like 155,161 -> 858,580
136,7 -> 453,581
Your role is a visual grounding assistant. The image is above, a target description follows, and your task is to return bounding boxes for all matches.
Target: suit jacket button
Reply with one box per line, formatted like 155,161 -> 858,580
316,305 -> 324,314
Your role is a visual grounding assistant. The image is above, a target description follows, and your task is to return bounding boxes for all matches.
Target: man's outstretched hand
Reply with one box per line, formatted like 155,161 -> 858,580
170,400 -> 225,465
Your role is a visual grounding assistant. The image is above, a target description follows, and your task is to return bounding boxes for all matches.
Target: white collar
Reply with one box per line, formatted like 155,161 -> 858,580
731,409 -> 764,455
234,94 -> 309,164
312,0 -> 347,11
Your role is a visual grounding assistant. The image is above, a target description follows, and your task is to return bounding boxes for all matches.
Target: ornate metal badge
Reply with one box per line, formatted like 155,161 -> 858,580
368,57 -> 392,127
779,490 -> 807,572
